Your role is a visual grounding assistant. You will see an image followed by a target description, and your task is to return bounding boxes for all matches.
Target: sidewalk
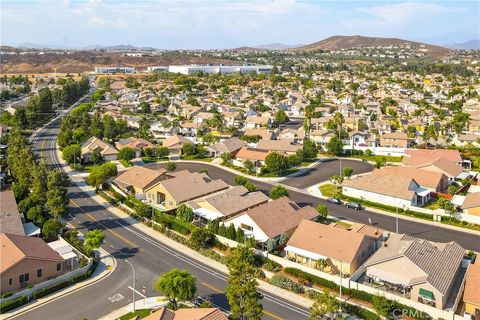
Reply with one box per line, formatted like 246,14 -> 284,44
1,248 -> 116,320
98,296 -> 167,320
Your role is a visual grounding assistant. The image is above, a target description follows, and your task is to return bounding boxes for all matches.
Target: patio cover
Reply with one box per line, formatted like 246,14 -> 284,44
193,208 -> 223,221
366,258 -> 426,286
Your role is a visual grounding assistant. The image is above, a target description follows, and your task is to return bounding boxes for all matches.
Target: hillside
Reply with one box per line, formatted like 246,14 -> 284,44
447,39 -> 480,50
0,51 -> 234,74
294,35 -> 450,56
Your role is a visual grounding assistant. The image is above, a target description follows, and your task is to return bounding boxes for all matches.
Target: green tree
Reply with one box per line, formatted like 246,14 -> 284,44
139,101 -> 151,114
269,185 -> 289,199
309,289 -> 340,319
86,163 -> 117,189
226,245 -> 263,320
302,139 -> 318,160
326,136 -> 343,156
84,229 -> 105,254
72,127 -> 87,143
166,162 -> 176,172
274,110 -> 289,125
279,233 -> 289,246
316,204 -> 328,221
27,204 -> 45,226
154,269 -> 197,310
62,144 -> 81,164
181,143 -> 196,156
118,147 -> 136,161
342,167 -> 353,178
45,169 -> 69,218
42,219 -> 63,240
235,175 -> 248,186
189,228 -> 214,250
244,181 -> 257,192
243,159 -> 254,172
265,152 -> 289,175
156,146 -> 169,158
176,204 -> 194,222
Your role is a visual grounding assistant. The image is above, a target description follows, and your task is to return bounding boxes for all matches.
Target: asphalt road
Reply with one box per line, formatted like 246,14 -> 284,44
282,159 -> 373,189
147,162 -> 480,252
21,110 -> 311,319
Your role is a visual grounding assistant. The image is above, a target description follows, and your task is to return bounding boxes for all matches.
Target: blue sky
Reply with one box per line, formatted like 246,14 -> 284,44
1,0 -> 479,49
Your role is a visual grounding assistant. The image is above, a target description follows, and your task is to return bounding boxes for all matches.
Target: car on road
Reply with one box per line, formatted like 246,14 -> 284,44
345,202 -> 363,210
327,197 -> 342,205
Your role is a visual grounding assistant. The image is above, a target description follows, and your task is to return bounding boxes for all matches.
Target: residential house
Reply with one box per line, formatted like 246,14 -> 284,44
162,135 -> 192,156
347,132 -> 377,149
143,307 -> 227,320
113,166 -> 167,197
277,128 -> 305,144
149,121 -> 179,140
207,137 -> 246,158
243,128 -> 274,140
244,115 -> 272,129
285,220 -> 383,276
403,156 -> 465,181
145,171 -> 229,210
342,174 -> 431,207
364,234 -> 465,309
255,139 -> 302,155
380,132 -> 412,148
310,130 -> 335,149
1,191 -> 40,237
403,149 -> 468,168
115,137 -> 156,158
461,192 -> 480,217
463,261 -> 480,319
370,167 -> 448,193
188,186 -> 269,222
81,137 -> 118,162
233,147 -> 269,172
225,197 -> 318,249
0,233 -> 65,294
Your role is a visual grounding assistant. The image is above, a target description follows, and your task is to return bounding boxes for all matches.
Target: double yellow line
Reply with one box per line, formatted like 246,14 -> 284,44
70,199 -> 141,250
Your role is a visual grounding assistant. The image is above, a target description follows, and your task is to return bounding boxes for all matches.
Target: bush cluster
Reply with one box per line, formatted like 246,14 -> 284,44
0,295 -> 28,313
269,274 -> 304,293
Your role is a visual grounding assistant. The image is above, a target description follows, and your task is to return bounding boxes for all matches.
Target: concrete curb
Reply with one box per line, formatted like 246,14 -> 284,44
1,248 -> 116,320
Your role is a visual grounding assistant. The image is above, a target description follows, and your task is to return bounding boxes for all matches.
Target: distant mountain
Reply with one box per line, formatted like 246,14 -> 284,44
446,39 -> 480,50
254,42 -> 305,50
15,43 -> 157,50
293,35 -> 450,56
17,42 -> 55,49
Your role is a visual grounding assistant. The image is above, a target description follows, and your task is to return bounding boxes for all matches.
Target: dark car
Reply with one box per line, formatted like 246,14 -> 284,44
345,202 -> 363,210
327,197 -> 342,205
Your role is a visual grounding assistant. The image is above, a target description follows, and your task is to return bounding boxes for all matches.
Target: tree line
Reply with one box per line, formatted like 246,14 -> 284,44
7,126 -> 69,240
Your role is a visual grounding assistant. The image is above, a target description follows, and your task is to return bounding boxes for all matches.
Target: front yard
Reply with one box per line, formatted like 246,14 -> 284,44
319,183 -> 341,197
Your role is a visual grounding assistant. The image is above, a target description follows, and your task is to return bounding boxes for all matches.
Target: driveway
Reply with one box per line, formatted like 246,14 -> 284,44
282,159 -> 374,189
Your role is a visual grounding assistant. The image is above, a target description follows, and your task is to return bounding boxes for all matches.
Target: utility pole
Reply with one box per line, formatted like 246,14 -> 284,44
125,260 -> 136,312
339,259 -> 343,313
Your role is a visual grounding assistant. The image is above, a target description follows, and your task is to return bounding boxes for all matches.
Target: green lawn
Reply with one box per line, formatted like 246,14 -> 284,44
319,184 -> 341,197
141,157 -> 168,164
119,309 -> 152,320
352,155 -> 403,163
260,168 -> 299,178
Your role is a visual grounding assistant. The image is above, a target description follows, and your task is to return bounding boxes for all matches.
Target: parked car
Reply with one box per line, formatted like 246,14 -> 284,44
345,202 -> 363,210
327,197 -> 342,205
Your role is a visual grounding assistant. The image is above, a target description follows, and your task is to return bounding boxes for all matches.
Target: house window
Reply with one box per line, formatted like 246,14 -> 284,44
19,274 -> 24,283
57,263 -> 62,271
25,273 -> 29,282
240,223 -> 253,231
37,269 -> 42,277
8,278 -> 12,285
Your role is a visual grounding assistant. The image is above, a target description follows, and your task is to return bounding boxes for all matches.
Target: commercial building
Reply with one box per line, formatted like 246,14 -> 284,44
94,67 -> 135,74
146,66 -> 168,72
167,65 -> 274,75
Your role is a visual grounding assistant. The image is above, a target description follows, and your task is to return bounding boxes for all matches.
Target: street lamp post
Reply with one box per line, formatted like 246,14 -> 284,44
125,260 -> 136,312
339,260 -> 343,313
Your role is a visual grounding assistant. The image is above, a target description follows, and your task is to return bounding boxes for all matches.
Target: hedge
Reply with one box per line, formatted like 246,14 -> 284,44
32,281 -> 71,299
0,295 -> 28,313
1,292 -> 12,299
254,255 -> 283,273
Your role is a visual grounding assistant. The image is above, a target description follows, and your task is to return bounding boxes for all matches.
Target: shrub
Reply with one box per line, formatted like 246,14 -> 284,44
0,295 -> 27,313
33,281 -> 70,299
254,255 -> 282,272
1,292 -> 12,298
269,274 -> 304,293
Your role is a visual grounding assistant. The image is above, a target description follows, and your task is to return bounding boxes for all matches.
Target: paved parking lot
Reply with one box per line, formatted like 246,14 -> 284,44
282,158 -> 374,189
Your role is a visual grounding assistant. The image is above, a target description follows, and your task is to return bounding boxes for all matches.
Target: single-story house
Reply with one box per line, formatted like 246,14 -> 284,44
225,197 -> 318,249
233,147 -> 269,172
277,128 -> 305,144
243,128 -> 274,140
364,234 -> 465,309
145,171 -> 229,210
244,115 -> 272,129
1,191 -> 40,237
162,135 -> 192,156
143,307 -> 228,320
342,174 -> 431,207
370,167 -> 449,193
255,139 -> 302,155
188,186 -> 269,221
207,137 -> 246,158
112,166 -> 167,197
81,137 -> 119,162
286,220 -> 383,276
0,233 -> 65,294
463,261 -> 480,319
115,137 -> 156,157
461,192 -> 480,217
403,149 -> 469,169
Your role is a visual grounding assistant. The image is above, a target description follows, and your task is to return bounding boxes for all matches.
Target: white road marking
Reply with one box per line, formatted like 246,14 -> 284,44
108,293 -> 124,303
128,286 -> 146,298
